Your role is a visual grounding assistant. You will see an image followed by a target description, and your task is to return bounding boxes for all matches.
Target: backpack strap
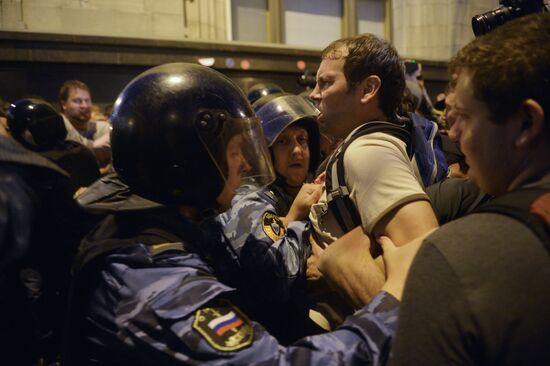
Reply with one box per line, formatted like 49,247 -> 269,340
473,187 -> 550,253
408,112 -> 447,186
325,120 -> 412,233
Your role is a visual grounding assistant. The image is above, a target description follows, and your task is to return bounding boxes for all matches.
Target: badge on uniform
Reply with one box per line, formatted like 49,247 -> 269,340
193,300 -> 254,352
261,211 -> 286,242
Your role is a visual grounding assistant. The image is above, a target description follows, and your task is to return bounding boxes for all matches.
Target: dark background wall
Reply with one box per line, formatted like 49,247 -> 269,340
0,31 -> 448,108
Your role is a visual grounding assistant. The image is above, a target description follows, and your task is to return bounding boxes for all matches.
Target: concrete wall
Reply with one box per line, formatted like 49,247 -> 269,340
0,0 -> 228,41
0,30 -> 325,103
392,0 -> 499,61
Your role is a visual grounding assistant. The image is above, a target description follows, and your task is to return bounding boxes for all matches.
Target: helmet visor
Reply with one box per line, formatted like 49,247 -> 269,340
200,115 -> 276,195
258,95 -> 320,146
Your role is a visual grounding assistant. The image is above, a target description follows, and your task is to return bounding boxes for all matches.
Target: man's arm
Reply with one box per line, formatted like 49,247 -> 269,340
326,199 -> 437,306
318,135 -> 438,306
344,134 -> 439,244
373,199 -> 438,246
318,227 -> 385,308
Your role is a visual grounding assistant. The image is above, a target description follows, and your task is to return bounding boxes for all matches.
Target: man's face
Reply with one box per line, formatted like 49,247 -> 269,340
449,70 -> 517,195
444,91 -> 458,129
272,125 -> 310,187
310,56 -> 362,139
61,88 -> 92,125
216,134 -> 252,211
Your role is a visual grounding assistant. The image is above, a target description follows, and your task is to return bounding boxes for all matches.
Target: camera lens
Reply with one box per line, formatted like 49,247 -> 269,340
472,6 -> 514,36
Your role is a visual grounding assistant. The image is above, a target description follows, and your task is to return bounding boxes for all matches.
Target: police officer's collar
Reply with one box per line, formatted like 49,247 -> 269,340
76,172 -> 163,214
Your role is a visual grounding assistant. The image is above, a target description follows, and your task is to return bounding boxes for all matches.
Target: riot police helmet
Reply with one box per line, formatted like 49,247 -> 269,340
111,63 -> 275,210
256,94 -> 321,174
251,92 -> 290,113
246,83 -> 285,104
6,98 -> 67,151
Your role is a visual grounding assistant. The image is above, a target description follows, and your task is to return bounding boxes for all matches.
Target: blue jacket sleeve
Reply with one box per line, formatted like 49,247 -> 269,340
217,189 -> 311,302
92,247 -> 398,366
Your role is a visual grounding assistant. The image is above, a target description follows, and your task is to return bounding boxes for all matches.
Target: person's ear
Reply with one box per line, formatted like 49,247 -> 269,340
516,99 -> 545,147
359,75 -> 381,104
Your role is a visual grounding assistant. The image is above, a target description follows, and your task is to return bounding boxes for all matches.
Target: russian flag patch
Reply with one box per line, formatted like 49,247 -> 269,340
193,300 -> 254,352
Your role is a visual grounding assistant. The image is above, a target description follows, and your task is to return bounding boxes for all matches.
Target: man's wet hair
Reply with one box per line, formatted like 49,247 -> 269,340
322,34 -> 405,122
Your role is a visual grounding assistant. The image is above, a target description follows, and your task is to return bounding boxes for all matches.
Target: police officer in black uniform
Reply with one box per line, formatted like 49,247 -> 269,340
1,99 -> 93,364
65,63 -> 399,365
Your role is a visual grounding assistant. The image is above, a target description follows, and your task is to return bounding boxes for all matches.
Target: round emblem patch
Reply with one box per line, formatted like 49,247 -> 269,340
261,211 -> 286,241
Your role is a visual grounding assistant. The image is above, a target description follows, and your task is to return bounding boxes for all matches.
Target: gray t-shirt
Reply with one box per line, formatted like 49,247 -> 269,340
390,175 -> 550,365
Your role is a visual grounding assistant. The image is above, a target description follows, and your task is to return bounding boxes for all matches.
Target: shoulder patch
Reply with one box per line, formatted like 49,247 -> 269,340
261,211 -> 286,242
192,300 -> 254,352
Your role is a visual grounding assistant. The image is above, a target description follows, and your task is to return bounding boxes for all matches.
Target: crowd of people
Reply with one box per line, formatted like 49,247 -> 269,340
0,11 -> 549,366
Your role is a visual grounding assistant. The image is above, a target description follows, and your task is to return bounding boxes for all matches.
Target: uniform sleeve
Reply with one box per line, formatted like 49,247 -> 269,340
218,190 -> 311,302
389,240 -> 476,366
344,133 -> 428,235
112,257 -> 398,366
219,190 -> 280,252
80,246 -> 399,365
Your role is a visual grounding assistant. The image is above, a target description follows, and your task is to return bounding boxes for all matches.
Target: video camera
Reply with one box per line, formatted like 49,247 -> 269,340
472,0 -> 547,36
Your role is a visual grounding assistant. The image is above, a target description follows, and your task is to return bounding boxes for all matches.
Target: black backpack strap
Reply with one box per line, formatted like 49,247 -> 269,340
473,188 -> 550,253
325,120 -> 411,233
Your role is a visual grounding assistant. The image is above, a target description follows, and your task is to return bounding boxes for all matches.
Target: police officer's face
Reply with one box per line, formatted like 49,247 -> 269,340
216,134 -> 252,211
62,88 -> 92,125
272,125 -> 310,187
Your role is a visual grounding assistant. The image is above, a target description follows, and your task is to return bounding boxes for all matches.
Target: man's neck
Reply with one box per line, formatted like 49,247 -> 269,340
67,117 -> 88,132
343,111 -> 389,138
507,148 -> 550,193
363,110 -> 388,123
